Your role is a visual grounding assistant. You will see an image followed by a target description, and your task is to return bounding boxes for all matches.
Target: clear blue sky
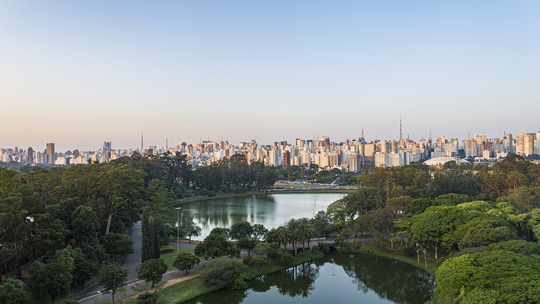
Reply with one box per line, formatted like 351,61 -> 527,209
1,1 -> 539,151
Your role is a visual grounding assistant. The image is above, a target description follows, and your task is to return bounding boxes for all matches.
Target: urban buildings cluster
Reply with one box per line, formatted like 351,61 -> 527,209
2,131 -> 540,171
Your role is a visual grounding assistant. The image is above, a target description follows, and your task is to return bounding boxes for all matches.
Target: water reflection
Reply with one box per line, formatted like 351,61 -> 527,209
326,254 -> 435,304
185,254 -> 435,304
168,194 -> 345,240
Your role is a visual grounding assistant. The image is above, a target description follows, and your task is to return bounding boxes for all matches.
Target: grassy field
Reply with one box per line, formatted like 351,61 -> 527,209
156,274 -> 216,304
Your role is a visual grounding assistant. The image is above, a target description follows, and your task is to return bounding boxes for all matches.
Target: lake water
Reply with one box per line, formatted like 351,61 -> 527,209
184,253 -> 435,304
170,193 -> 346,240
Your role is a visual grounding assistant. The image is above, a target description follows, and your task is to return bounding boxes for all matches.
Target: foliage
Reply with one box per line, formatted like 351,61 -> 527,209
160,246 -> 174,253
173,251 -> 200,274
182,221 -> 202,243
101,232 -> 134,260
0,278 -> 30,304
98,264 -> 130,302
249,255 -> 270,269
194,228 -> 233,259
199,256 -> 249,290
436,250 -> 540,303
229,221 -> 253,240
136,291 -> 159,304
138,258 -> 168,287
237,237 -> 257,256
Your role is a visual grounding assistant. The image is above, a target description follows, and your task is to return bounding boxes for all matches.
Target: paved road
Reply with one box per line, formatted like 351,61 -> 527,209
75,221 -> 142,302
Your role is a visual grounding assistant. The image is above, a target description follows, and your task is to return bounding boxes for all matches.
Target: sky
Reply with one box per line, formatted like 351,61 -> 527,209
1,1 -> 539,151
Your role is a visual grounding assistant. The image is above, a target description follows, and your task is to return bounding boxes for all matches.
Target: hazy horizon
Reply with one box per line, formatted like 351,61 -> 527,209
2,1 -> 540,151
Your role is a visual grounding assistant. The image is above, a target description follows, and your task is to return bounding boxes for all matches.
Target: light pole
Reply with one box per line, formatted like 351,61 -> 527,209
102,260 -> 105,270
69,281 -> 73,299
97,290 -> 101,303
176,207 -> 181,255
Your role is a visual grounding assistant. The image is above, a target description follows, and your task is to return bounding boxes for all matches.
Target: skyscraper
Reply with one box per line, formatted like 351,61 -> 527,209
27,147 -> 33,165
46,143 -> 55,165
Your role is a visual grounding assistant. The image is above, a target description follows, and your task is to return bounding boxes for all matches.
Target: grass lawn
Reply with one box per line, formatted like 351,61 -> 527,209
160,248 -> 197,269
156,275 -> 216,304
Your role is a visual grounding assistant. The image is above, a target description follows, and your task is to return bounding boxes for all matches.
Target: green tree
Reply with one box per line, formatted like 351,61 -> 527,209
29,261 -> 73,304
0,278 -> 30,304
141,209 -> 156,262
172,251 -> 200,274
252,223 -> 268,240
96,164 -> 146,233
137,258 -> 168,288
199,256 -> 248,290
98,264 -> 130,303
101,232 -> 134,260
194,228 -> 231,259
229,221 -> 253,240
182,221 -> 202,243
237,237 -> 257,256
249,255 -> 270,269
436,250 -> 540,303
71,205 -> 106,262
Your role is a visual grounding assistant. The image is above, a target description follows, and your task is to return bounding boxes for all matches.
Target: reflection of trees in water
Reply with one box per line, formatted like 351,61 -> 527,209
252,262 -> 320,298
187,263 -> 318,304
167,195 -> 278,232
188,288 -> 248,304
333,254 -> 435,304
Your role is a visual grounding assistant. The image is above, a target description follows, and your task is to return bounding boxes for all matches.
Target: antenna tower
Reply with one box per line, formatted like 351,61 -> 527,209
141,133 -> 143,151
399,115 -> 403,140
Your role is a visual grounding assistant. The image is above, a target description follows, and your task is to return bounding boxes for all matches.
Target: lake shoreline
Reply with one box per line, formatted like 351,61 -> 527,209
171,190 -> 352,207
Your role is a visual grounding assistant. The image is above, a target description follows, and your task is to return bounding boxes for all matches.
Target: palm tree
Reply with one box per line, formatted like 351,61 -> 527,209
278,226 -> 289,248
288,227 -> 302,256
299,218 -> 310,251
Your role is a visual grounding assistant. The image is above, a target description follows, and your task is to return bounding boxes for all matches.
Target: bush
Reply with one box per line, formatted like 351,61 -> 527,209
249,255 -> 270,269
243,256 -> 253,265
252,243 -> 278,258
276,248 -> 293,266
317,242 -> 329,254
199,257 -> 248,290
160,246 -> 174,253
208,191 -> 216,197
397,244 -> 417,255
137,291 -> 159,304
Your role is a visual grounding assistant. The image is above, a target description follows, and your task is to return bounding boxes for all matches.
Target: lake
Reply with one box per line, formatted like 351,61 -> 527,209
170,193 -> 347,240
184,253 -> 435,304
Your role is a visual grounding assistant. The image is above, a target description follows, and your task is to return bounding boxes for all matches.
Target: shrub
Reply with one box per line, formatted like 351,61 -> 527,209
160,246 -> 174,253
199,257 -> 248,290
243,256 -> 253,265
276,248 -> 293,266
137,291 -> 159,304
249,255 -> 270,269
317,242 -> 329,254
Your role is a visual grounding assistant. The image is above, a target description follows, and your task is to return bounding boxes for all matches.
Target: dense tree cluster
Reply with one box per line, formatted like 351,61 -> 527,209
329,155 -> 540,303
0,151 -> 280,302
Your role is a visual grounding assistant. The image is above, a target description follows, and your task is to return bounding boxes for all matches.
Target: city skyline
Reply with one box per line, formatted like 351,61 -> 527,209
2,1 -> 540,151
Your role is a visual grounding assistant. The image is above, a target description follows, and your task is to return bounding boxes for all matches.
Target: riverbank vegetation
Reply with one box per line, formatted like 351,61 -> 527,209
327,154 -> 540,303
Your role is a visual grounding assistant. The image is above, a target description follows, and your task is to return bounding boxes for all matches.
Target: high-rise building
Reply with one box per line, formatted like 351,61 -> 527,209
103,141 -> 112,152
46,143 -> 55,165
283,150 -> 291,168
27,147 -> 34,165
